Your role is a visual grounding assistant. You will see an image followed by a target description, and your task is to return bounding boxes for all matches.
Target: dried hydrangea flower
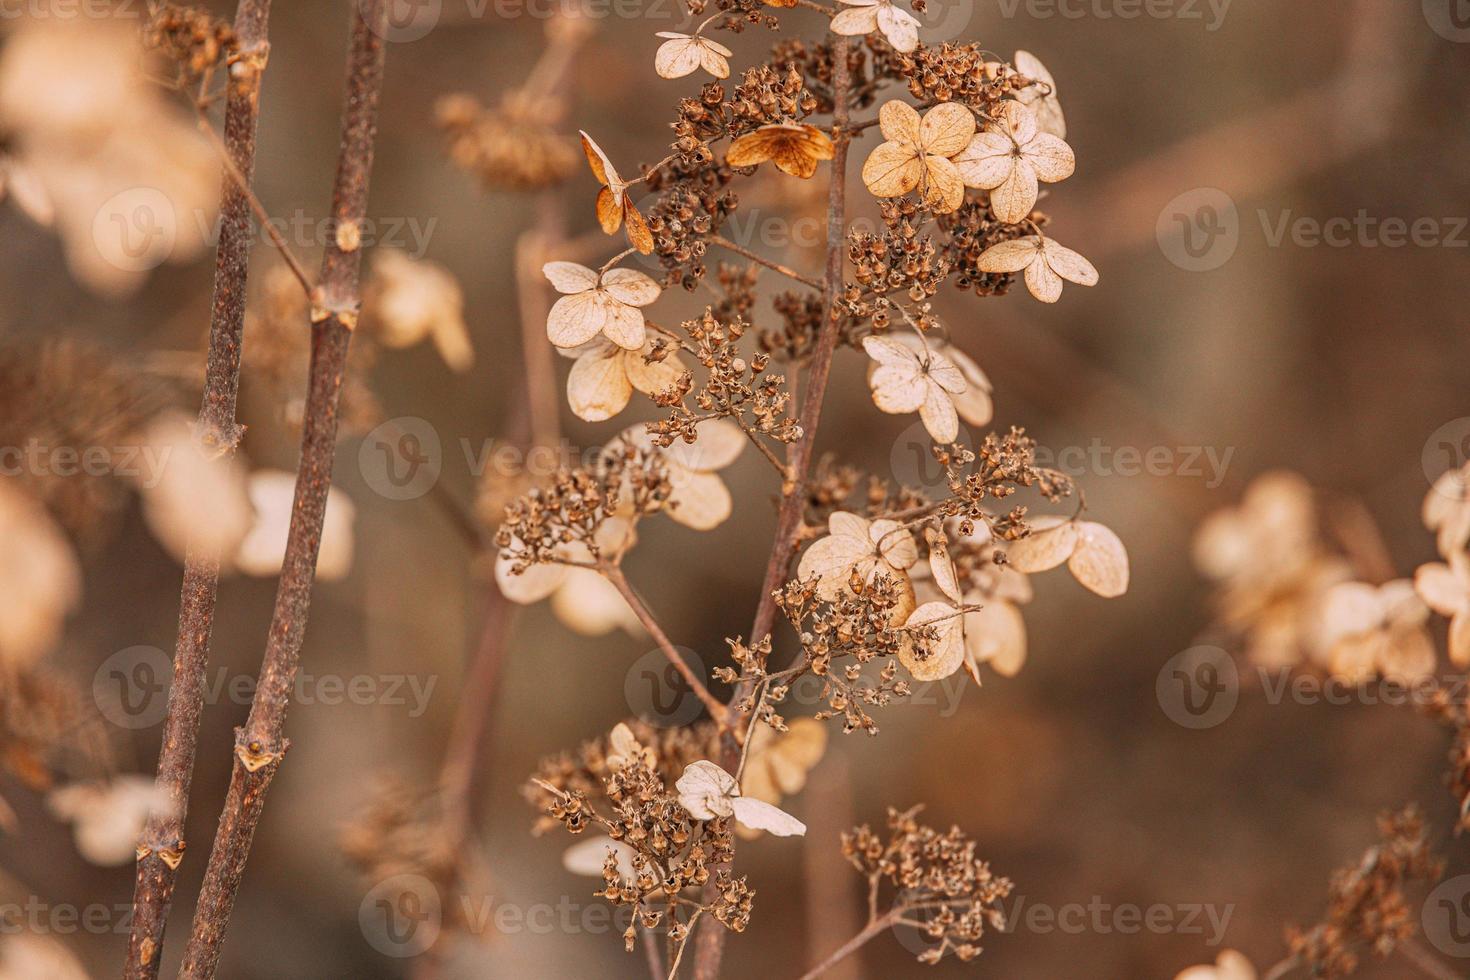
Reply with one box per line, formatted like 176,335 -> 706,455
620,418 -> 745,530
862,334 -> 969,443
1312,580 -> 1435,683
738,719 -> 827,819
861,101 -> 975,214
1424,464 -> 1470,557
830,0 -> 921,54
562,835 -> 636,877
975,234 -> 1097,303
901,534 -> 969,681
1414,556 -> 1470,665
1012,50 -> 1066,139
364,249 -> 474,372
1173,949 -> 1256,980
0,480 -> 79,669
953,102 -> 1074,224
727,123 -> 835,179
580,131 -> 654,253
675,760 -> 806,836
495,516 -> 641,636
236,471 -> 356,583
47,776 -> 171,867
544,261 -> 661,350
1006,516 -> 1129,597
798,510 -> 920,622
562,337 -> 687,422
136,414 -> 252,565
655,32 -> 733,80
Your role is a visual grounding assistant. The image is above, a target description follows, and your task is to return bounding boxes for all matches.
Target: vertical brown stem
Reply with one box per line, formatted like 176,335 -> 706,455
693,35 -> 854,980
125,3 -> 273,977
177,3 -> 390,976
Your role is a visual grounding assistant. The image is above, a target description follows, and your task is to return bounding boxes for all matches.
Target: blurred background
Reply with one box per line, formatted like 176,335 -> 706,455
2,0 -> 1469,976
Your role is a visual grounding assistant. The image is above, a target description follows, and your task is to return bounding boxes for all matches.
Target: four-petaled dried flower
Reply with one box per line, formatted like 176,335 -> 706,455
862,101 -> 976,214
563,337 -> 687,422
1007,516 -> 1129,597
953,102 -> 1074,224
581,131 -> 654,253
676,760 -> 806,836
544,261 -> 661,350
798,510 -> 919,622
830,0 -> 921,54
862,334 -> 969,443
365,249 -> 475,372
727,124 -> 835,179
621,418 -> 745,530
1012,50 -> 1067,139
655,32 -> 732,80
975,234 -> 1097,303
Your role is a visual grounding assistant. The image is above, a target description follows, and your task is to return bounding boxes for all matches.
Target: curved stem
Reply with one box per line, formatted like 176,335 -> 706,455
794,910 -> 899,980
708,234 -> 824,291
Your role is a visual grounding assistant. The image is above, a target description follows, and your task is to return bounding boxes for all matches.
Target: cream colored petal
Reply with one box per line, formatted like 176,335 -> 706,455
1007,517 -> 1077,572
964,600 -> 1027,676
676,761 -> 737,819
862,334 -> 921,369
878,99 -> 922,144
1024,133 -> 1075,182
871,363 -> 927,414
829,5 -> 880,36
870,519 -> 919,569
928,535 -> 963,604
730,796 -> 806,837
798,532 -> 875,599
976,236 -> 1042,273
1382,626 -> 1437,683
952,134 -> 1015,189
1067,521 -> 1128,597
876,3 -> 921,54
664,417 -> 745,471
600,267 -> 662,306
925,351 -> 966,394
551,567 -> 640,636
567,346 -> 634,421
624,347 -> 687,398
562,836 -> 636,877
599,297 -> 649,351
1041,239 -> 1099,286
828,511 -> 873,541
918,381 -> 959,443
1316,581 -> 1384,649
1014,50 -> 1066,139
138,415 -> 251,565
494,549 -> 570,603
990,159 -> 1039,223
994,100 -> 1039,146
918,102 -> 976,157
235,470 -> 355,581
543,260 -> 599,294
697,42 -> 731,79
901,601 -> 966,681
667,467 -> 733,530
1024,254 -> 1063,302
0,481 -> 80,669
861,141 -> 922,198
1451,611 -> 1470,667
655,37 -> 703,79
952,382 -> 993,427
921,155 -> 966,214
547,291 -> 611,348
703,37 -> 734,56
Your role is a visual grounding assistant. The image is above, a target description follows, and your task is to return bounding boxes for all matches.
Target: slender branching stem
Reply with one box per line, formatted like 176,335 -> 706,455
124,3 -> 272,976
176,4 -> 390,976
707,234 -> 824,291
793,909 -> 900,980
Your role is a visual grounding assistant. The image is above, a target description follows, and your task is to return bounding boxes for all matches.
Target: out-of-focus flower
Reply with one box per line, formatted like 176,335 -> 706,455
47,775 -> 171,866
436,91 -> 578,192
675,760 -> 806,836
1007,516 -> 1129,597
954,102 -> 1074,223
1175,949 -> 1256,980
0,481 -> 80,669
234,470 -> 356,582
830,0 -> 921,53
0,20 -> 217,295
1424,464 -> 1470,558
1415,556 -> 1470,666
654,33 -> 732,80
365,250 -> 474,372
738,719 -> 826,839
861,335 -> 970,443
544,261 -> 661,351
0,155 -> 53,226
562,835 -> 637,877
136,414 -> 252,566
621,419 -> 745,530
726,124 -> 835,180
580,131 -> 653,254
0,932 -> 89,980
1012,50 -> 1067,139
562,337 -> 686,422
1311,579 -> 1436,682
975,234 -> 1097,303
494,517 -> 642,636
861,101 -> 975,214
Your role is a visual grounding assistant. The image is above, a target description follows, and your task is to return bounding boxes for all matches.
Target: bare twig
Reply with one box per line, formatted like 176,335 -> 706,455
124,3 -> 273,976
177,4 -> 391,976
708,234 -> 824,291
793,909 -> 899,980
